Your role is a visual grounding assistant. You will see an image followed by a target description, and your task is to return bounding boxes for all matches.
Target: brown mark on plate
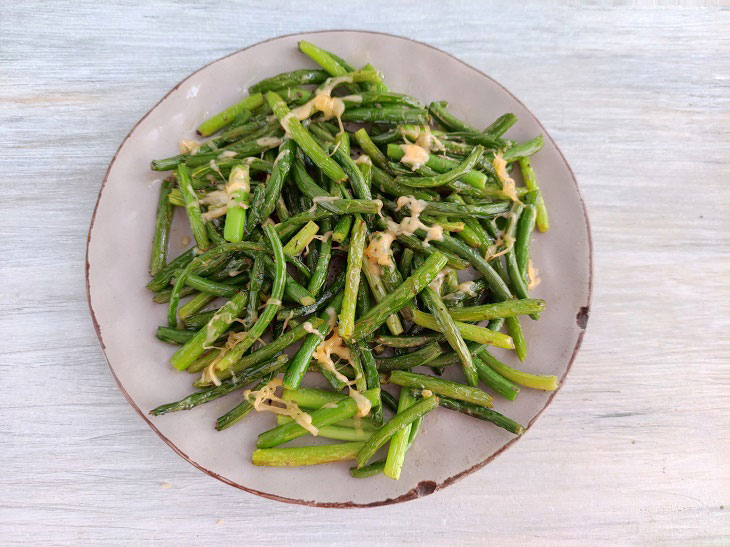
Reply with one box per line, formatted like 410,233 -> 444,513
576,306 -> 590,329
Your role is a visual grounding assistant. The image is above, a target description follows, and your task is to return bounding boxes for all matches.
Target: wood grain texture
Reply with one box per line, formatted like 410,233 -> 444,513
1,1 -> 728,544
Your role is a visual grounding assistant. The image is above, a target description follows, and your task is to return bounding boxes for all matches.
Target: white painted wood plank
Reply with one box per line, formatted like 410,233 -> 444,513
1,1 -> 728,544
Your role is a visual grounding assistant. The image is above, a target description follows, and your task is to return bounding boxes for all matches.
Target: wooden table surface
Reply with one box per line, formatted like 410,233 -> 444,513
2,2 -> 728,544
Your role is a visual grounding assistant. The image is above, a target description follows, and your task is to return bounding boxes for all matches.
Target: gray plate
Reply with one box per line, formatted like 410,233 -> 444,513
86,30 -> 592,507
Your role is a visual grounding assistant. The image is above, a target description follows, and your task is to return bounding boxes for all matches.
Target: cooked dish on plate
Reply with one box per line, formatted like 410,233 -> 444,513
146,40 -> 556,479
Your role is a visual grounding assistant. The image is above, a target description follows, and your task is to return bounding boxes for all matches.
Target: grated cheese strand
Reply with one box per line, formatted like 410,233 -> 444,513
311,230 -> 333,243
208,160 -> 225,181
256,136 -> 283,147
312,328 -> 352,385
203,361 -> 222,387
201,207 -> 228,222
280,310 -> 295,332
493,151 -> 521,203
326,306 -> 338,330
428,267 -> 452,294
302,321 -> 325,340
485,232 -> 515,261
243,377 -> 318,435
311,328 -> 371,417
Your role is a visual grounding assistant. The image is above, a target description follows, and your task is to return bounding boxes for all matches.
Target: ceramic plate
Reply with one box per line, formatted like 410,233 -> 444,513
86,30 -> 591,507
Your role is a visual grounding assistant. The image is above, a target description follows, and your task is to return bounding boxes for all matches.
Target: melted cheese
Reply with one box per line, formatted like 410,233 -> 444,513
201,207 -> 227,222
200,162 -> 251,222
243,377 -> 318,435
225,330 -> 249,348
319,75 -> 354,96
443,281 -> 477,300
265,298 -> 282,307
364,231 -> 396,272
273,145 -> 292,167
395,195 -> 426,215
428,267 -> 452,293
218,150 -> 238,158
312,328 -> 371,417
340,94 -> 363,104
286,75 -> 354,133
280,112 -> 296,134
328,138 -> 343,158
313,94 -> 345,121
443,280 -> 478,299
421,389 -> 433,398
312,328 -> 352,385
484,231 -> 515,261
364,196 -> 439,272
400,125 -> 420,141
493,151 -> 520,202
326,306 -> 338,330
179,139 -> 202,155
205,309 -> 233,345
311,230 -> 333,242
203,360 -> 222,386
201,189 -> 227,206
347,388 -> 372,418
302,321 -> 325,340
399,144 -> 430,170
414,125 -> 445,153
256,136 -> 283,147
425,224 -> 444,243
389,195 -> 444,243
226,166 -> 250,197
201,322 -> 240,386
208,160 -> 225,180
527,259 -> 541,290
201,325 -> 251,386
355,154 -> 372,166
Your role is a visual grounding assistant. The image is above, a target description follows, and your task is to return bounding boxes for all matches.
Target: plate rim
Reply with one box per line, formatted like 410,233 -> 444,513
85,29 -> 593,508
